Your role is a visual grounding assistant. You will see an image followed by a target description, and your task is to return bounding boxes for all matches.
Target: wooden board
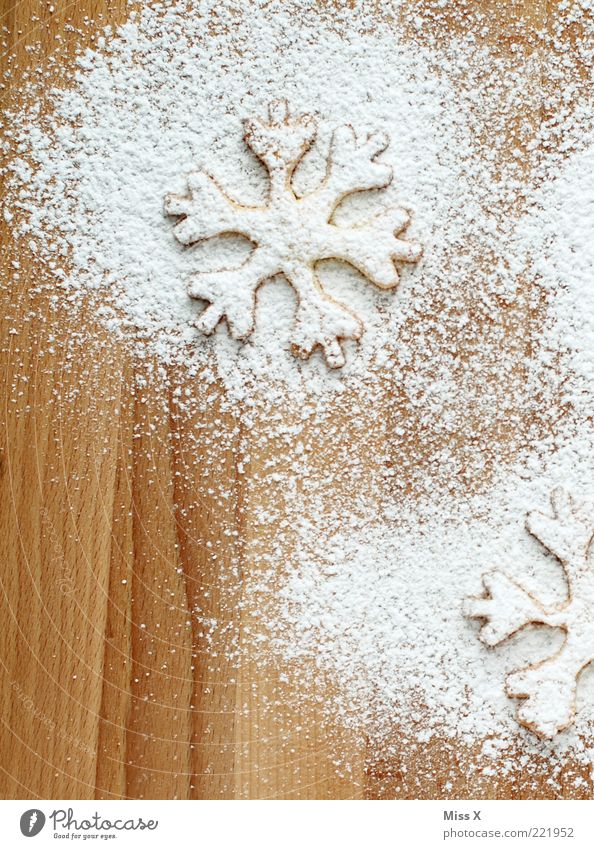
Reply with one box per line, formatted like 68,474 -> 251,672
1,0 -> 587,800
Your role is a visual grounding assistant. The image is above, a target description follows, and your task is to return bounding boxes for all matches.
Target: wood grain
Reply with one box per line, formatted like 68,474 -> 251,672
1,0 -> 586,800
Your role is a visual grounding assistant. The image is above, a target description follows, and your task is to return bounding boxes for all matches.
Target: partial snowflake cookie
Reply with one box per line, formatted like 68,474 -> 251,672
464,488 -> 594,739
164,100 -> 422,368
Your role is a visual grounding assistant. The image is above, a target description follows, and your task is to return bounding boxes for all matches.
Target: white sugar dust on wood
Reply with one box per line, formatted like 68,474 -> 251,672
466,489 -> 594,740
165,100 -> 421,368
2,0 -> 474,401
4,0 -> 594,795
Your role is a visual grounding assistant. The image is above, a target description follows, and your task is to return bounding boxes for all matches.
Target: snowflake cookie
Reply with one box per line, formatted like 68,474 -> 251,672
164,100 -> 422,368
464,488 -> 594,739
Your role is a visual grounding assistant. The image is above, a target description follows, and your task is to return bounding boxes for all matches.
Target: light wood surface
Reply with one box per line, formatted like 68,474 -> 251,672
1,0 -> 588,800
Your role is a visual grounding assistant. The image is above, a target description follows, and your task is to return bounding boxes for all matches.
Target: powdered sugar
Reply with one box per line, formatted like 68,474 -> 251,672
465,488 -> 594,741
3,0 -> 478,401
4,0 -> 594,795
164,100 -> 422,368
255,109 -> 594,778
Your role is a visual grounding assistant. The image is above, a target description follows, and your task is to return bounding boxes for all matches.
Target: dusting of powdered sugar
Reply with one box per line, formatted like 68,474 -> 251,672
247,117 -> 594,784
515,139 -> 594,425
4,0 -> 594,796
3,0 -> 474,401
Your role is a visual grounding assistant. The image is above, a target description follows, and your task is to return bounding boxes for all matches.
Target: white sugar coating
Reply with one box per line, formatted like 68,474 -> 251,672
515,140 -> 594,424
264,459 -> 594,756
164,103 -> 424,369
255,127 -> 594,771
3,0 -> 485,401
4,0 -> 594,792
